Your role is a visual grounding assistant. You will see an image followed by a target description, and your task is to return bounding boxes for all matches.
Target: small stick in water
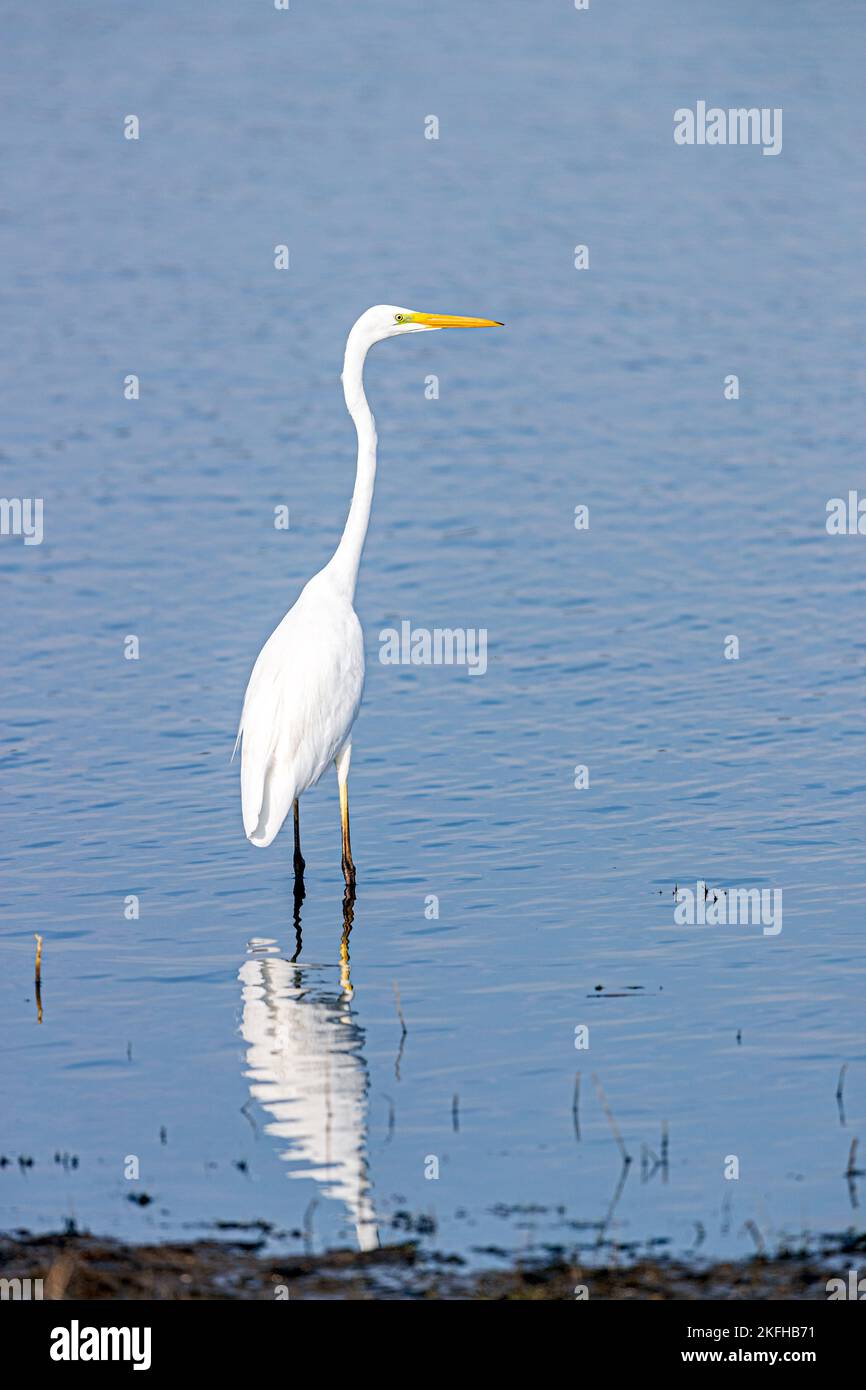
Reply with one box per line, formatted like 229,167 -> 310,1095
837,1064 -> 848,1127
383,1095 -> 396,1144
592,1073 -> 631,1166
392,982 -> 408,1081
743,1219 -> 765,1256
34,934 -> 43,1024
393,981 -> 407,1036
572,1071 -> 581,1142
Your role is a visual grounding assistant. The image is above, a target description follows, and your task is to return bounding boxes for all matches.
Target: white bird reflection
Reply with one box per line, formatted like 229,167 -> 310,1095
238,910 -> 379,1251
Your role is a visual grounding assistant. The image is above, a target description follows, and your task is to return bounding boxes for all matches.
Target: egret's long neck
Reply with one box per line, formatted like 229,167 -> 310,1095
326,330 -> 377,601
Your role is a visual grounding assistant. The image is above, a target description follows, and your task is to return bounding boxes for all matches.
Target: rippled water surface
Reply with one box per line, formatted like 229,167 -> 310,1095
2,1 -> 866,1264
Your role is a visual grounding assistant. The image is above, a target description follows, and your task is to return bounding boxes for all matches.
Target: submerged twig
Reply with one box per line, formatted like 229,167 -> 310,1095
596,1154 -> 632,1250
393,982 -> 407,1036
846,1138 -> 862,1211
572,1071 -> 581,1142
743,1219 -> 765,1256
393,982 -> 408,1080
34,934 -> 43,1024
641,1123 -> 668,1184
837,1064 -> 849,1128
382,1094 -> 396,1144
588,1074 -> 633,1250
592,1074 -> 631,1165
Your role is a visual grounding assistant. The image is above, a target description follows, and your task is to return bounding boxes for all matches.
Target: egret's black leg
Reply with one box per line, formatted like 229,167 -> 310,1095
292,798 -> 305,878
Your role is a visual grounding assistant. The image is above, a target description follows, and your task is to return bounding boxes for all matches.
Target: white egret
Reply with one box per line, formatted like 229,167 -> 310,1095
236,305 -> 502,890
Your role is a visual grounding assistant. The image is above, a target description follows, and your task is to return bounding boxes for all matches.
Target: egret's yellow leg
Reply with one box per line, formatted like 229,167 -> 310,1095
336,744 -> 355,892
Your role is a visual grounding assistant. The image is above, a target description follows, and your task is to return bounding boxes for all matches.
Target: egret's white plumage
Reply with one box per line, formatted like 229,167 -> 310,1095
239,586 -> 363,847
236,304 -> 502,879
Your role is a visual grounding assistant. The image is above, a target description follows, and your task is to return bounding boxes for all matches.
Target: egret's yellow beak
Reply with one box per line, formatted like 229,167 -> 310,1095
409,312 -> 504,328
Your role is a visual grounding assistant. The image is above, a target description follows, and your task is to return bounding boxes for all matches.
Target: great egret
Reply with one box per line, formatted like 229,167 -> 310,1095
236,305 -> 502,890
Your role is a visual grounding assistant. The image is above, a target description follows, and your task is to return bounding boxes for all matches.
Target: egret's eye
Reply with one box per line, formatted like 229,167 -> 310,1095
394,313 -> 405,322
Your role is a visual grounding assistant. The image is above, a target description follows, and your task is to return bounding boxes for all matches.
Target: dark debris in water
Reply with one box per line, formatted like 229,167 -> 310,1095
1,1228 -> 862,1300
590,984 -> 647,999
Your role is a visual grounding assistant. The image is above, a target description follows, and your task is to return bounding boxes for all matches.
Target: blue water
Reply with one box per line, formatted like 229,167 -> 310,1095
2,0 -> 866,1267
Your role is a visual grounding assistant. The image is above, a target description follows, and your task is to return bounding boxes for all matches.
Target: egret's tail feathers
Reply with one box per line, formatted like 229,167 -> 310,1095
244,755 -> 296,848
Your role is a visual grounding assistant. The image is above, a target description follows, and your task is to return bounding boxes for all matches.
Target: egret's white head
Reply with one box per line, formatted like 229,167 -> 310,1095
350,304 -> 503,348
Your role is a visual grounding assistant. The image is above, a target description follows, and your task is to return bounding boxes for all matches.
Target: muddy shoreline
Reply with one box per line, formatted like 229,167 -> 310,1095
3,1229 -> 863,1300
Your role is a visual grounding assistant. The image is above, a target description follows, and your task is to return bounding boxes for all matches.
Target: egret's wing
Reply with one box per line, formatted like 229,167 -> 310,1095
238,639 -> 285,840
236,582 -> 364,847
